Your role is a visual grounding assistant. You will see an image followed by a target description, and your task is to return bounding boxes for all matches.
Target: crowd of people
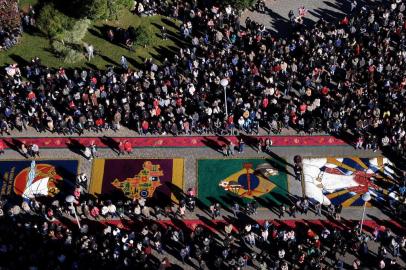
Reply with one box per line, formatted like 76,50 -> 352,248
1,0 -> 406,158
1,0 -> 406,269
0,173 -> 405,269
0,4 -> 34,51
0,26 -> 21,51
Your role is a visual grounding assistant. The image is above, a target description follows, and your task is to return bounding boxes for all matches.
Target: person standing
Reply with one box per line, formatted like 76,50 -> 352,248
214,203 -> 221,218
350,0 -> 357,13
315,202 -> 322,216
85,43 -> 94,61
232,202 -> 240,217
228,141 -> 235,156
90,140 -> 98,159
279,204 -> 286,218
302,198 -> 309,214
328,204 -> 336,218
177,202 -> 186,218
289,204 -> 296,218
30,143 -> 40,157
222,144 -> 228,157
76,173 -> 88,188
120,55 -> 128,70
265,137 -> 273,152
84,146 -> 92,161
161,26 -> 167,40
335,204 -> 343,220
118,141 -> 125,156
238,138 -> 245,153
294,163 -> 302,181
21,143 -> 28,158
257,138 -> 263,153
225,223 -> 233,236
124,140 -> 133,154
210,203 -> 216,218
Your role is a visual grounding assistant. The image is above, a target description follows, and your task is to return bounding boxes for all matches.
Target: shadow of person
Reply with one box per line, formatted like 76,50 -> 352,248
66,138 -> 86,158
100,136 -> 120,154
4,138 -> 28,158
201,136 -> 222,153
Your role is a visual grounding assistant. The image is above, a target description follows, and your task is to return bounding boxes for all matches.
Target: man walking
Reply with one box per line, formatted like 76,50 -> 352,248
120,55 -> 128,70
85,43 -> 94,61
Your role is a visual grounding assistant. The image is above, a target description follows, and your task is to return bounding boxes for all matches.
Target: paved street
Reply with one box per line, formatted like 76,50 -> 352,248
240,0 -> 351,34
2,141 -> 377,200
2,143 -> 404,268
1,142 -> 399,226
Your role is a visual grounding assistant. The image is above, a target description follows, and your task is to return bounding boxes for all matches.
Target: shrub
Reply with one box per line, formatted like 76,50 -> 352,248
85,0 -> 109,19
51,40 -> 68,55
116,0 -> 133,9
134,24 -> 155,47
57,19 -> 91,44
51,40 -> 85,64
63,49 -> 85,64
37,4 -> 73,38
82,0 -> 132,20
0,0 -> 21,29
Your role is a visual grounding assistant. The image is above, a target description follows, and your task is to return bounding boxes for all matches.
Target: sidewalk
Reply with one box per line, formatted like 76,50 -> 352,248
3,126 -> 329,138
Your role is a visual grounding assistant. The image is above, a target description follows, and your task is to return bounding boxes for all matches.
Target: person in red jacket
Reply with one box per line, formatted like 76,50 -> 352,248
124,140 -> 133,154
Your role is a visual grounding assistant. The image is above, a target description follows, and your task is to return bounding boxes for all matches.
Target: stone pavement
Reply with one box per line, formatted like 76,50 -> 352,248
240,0 -> 350,35
1,143 -> 390,214
3,125 -> 326,138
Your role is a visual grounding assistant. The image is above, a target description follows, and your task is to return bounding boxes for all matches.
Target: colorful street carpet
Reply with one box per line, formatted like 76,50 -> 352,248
90,158 -> 184,204
0,159 -> 78,198
2,135 -> 347,149
303,156 -> 398,207
197,158 -> 288,207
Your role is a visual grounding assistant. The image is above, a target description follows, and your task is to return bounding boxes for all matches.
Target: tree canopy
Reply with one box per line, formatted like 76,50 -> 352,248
0,0 -> 21,29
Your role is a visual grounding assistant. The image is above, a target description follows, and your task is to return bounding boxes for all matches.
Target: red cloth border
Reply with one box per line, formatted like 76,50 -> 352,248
2,135 -> 347,149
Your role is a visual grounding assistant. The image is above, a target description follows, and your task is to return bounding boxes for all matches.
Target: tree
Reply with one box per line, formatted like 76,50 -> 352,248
82,0 -> 133,20
134,24 -> 155,47
85,0 -> 109,19
37,4 -> 73,37
0,0 -> 21,29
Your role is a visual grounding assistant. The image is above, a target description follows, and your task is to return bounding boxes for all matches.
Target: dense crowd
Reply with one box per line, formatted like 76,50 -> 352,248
0,4 -> 34,51
1,1 -> 406,157
0,174 -> 405,270
0,26 -> 21,51
1,1 -> 406,269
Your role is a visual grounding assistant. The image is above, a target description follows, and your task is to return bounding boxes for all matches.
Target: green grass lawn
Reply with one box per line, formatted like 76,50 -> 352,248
19,0 -> 39,10
0,8 -> 183,69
